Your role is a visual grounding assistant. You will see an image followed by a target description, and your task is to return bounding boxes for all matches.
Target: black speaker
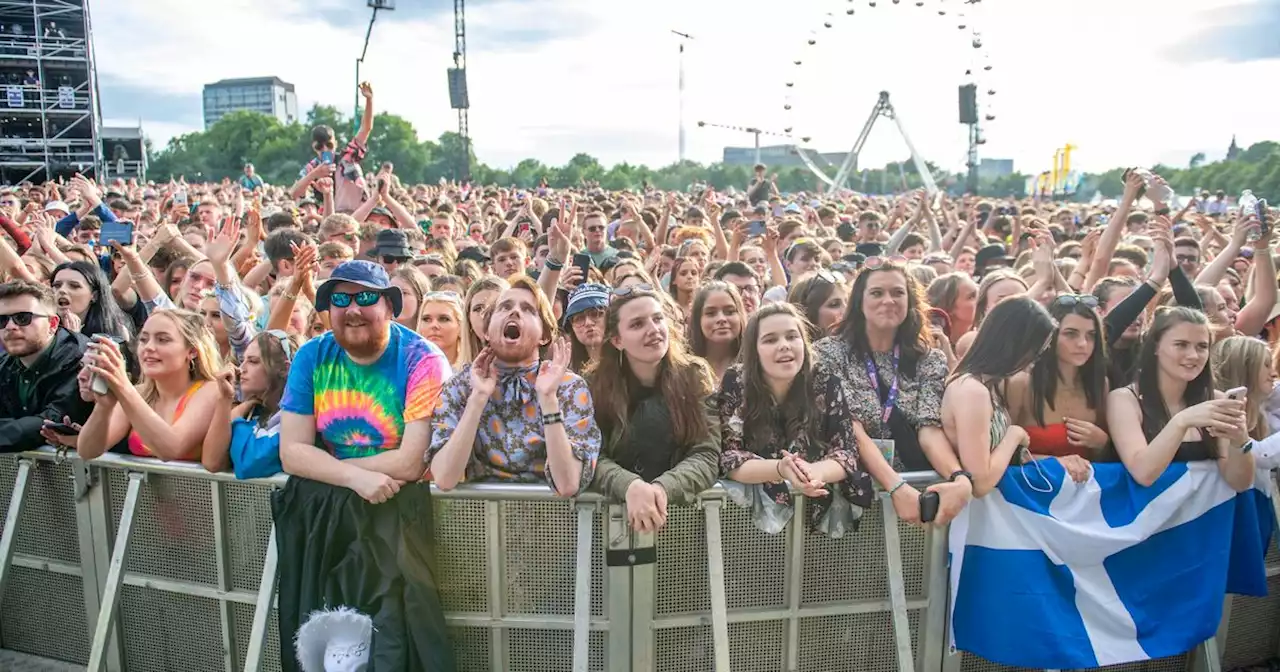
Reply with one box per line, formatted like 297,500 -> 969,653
958,84 -> 977,125
448,68 -> 469,110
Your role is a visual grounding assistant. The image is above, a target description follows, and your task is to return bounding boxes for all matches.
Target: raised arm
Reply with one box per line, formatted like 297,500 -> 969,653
1084,172 -> 1145,291
354,82 -> 375,147
1235,224 -> 1277,336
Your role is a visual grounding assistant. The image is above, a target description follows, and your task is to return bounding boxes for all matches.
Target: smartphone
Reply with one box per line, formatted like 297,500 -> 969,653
99,220 -> 134,247
919,490 -> 940,524
572,252 -> 592,279
1256,199 -> 1269,237
173,189 -> 187,207
44,422 -> 79,436
1225,386 -> 1249,401
747,220 -> 766,236
320,150 -> 335,164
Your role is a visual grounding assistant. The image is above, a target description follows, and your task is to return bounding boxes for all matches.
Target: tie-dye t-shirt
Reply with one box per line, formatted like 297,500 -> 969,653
281,322 -> 452,460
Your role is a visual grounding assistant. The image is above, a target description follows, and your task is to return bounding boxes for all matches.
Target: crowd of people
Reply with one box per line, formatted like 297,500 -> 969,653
0,83 -> 1276,667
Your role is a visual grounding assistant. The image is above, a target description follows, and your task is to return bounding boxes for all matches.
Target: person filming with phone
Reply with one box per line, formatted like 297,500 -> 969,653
0,280 -> 92,453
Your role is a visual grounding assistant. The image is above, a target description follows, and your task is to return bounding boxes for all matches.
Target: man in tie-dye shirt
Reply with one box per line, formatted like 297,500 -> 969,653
279,260 -> 452,503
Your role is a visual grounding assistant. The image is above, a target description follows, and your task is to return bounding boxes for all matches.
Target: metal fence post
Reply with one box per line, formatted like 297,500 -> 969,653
88,470 -> 144,672
630,526 -> 656,672
882,497 -> 916,672
606,503 -> 631,672
919,523 -> 949,672
572,500 -> 596,672
484,500 -> 506,672
784,496 -> 806,671
702,498 -> 730,672
243,522 -> 278,672
81,461 -> 124,672
210,481 -> 236,672
0,458 -> 33,611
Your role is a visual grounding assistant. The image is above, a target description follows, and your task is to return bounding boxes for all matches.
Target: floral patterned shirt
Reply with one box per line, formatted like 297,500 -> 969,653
717,365 -> 874,533
812,337 -> 947,440
427,362 -> 600,494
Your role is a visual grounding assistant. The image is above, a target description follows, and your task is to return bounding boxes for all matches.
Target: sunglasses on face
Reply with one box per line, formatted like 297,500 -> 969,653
1052,294 -> 1099,309
613,283 -> 655,298
1176,254 -> 1200,264
586,225 -> 605,233
382,256 -> 410,265
329,290 -> 383,308
0,311 -> 50,328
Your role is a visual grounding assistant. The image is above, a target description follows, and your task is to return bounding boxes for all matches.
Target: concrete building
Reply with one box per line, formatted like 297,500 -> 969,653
202,76 -> 298,128
723,144 -> 849,169
978,158 -> 1014,179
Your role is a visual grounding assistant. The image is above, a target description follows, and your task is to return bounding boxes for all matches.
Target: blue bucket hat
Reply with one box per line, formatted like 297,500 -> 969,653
562,283 -> 610,326
315,260 -> 404,317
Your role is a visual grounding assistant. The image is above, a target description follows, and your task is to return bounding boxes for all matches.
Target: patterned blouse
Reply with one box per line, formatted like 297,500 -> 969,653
717,365 -> 874,536
812,337 -> 948,440
427,362 -> 601,494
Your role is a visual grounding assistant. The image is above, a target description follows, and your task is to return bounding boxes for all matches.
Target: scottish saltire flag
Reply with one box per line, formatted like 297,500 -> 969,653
948,460 -> 1274,669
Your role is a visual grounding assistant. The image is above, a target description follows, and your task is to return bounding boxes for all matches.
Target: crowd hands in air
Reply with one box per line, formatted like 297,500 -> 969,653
0,84 -> 1274,535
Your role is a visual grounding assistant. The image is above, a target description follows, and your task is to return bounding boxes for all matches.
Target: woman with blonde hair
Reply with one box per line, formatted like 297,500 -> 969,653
73,309 -> 224,462
462,275 -> 509,362
1211,336 -> 1274,444
418,290 -> 470,370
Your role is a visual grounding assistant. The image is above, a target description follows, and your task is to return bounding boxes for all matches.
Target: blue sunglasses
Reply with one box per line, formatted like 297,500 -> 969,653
329,290 -> 383,308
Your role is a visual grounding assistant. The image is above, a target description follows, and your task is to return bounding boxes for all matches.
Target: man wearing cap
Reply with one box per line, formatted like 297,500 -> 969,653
973,243 -> 1014,277
368,229 -> 413,272
279,259 -> 453,496
275,261 -> 457,671
43,199 -> 69,220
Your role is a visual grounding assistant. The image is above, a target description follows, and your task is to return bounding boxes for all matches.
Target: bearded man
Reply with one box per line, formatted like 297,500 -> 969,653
275,259 -> 456,672
428,275 -> 600,496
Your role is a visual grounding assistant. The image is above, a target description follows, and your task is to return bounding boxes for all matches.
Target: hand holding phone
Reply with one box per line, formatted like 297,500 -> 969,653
919,490 -> 940,524
572,253 -> 592,280
1225,386 -> 1249,401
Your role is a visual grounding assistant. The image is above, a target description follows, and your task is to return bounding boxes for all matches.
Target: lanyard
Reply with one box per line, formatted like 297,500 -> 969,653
864,345 -> 900,425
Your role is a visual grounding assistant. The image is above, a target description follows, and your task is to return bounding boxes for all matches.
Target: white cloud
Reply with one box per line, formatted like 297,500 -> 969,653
94,0 -> 1280,176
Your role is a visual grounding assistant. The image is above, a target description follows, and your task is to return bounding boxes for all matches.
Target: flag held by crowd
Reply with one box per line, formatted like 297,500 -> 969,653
948,460 -> 1273,670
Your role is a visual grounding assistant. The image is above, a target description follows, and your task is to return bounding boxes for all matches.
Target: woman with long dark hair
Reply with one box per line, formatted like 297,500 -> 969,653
1107,307 -> 1253,490
51,260 -> 135,342
813,257 -> 973,524
202,329 -> 303,478
787,270 -> 848,339
1007,295 -> 1110,481
942,296 -> 1057,496
689,281 -> 744,382
718,303 -> 874,535
586,286 -> 721,533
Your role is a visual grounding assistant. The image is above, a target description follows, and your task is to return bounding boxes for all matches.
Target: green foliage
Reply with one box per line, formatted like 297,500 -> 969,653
146,111 -> 1280,204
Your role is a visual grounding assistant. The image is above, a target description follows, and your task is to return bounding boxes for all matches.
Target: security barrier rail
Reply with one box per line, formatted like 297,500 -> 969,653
1,449 -> 1279,672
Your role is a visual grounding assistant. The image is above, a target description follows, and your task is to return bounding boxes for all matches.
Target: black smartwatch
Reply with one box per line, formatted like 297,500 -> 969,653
948,469 -> 974,485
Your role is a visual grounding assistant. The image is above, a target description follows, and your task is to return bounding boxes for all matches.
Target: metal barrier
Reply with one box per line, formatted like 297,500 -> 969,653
1,450 -> 1279,671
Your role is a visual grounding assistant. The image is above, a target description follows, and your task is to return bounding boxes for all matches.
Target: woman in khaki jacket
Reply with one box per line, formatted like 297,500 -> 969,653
585,286 -> 721,532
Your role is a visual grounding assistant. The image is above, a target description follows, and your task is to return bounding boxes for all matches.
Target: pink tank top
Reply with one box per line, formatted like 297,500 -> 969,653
127,382 -> 204,458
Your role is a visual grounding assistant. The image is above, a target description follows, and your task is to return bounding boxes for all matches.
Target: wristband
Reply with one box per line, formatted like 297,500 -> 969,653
948,469 -> 974,485
1241,440 -> 1254,454
887,480 -> 908,495
544,257 -> 565,271
541,411 -> 563,426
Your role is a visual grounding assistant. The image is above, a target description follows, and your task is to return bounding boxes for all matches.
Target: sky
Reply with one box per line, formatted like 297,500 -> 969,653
95,0 -> 1280,176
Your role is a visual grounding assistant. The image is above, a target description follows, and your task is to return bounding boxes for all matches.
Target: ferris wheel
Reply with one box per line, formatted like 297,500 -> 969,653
776,0 -> 997,194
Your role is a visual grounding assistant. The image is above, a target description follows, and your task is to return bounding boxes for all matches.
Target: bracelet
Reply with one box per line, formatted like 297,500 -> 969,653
283,291 -> 299,302
775,459 -> 786,480
887,480 -> 908,495
541,411 -> 563,426
1241,440 -> 1254,454
544,257 -> 565,271
948,469 -> 974,485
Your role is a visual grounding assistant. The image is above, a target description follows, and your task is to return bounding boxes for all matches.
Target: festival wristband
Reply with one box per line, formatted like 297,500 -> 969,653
541,411 -> 563,426
948,469 -> 974,485
887,480 -> 908,496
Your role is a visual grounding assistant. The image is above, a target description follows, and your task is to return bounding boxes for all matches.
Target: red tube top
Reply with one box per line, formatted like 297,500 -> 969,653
1025,423 -> 1089,459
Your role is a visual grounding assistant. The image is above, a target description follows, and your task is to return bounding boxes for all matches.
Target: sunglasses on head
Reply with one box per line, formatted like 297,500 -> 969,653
0,311 -> 50,328
1052,294 -> 1099,309
414,254 -> 447,266
813,268 -> 840,285
329,290 -> 383,308
423,290 -> 462,305
613,283 -> 655,298
862,256 -> 907,271
264,328 -> 294,362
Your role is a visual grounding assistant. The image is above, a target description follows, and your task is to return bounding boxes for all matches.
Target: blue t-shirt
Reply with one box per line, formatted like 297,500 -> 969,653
280,322 -> 453,460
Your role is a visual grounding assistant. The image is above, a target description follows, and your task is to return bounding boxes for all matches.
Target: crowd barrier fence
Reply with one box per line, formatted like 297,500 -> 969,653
1,448 -> 1279,672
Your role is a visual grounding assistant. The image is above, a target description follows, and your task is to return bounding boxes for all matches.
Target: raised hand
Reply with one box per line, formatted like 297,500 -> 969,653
206,216 -> 240,267
535,338 -> 570,399
359,81 -> 374,100
470,347 -> 498,399
84,335 -> 129,398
